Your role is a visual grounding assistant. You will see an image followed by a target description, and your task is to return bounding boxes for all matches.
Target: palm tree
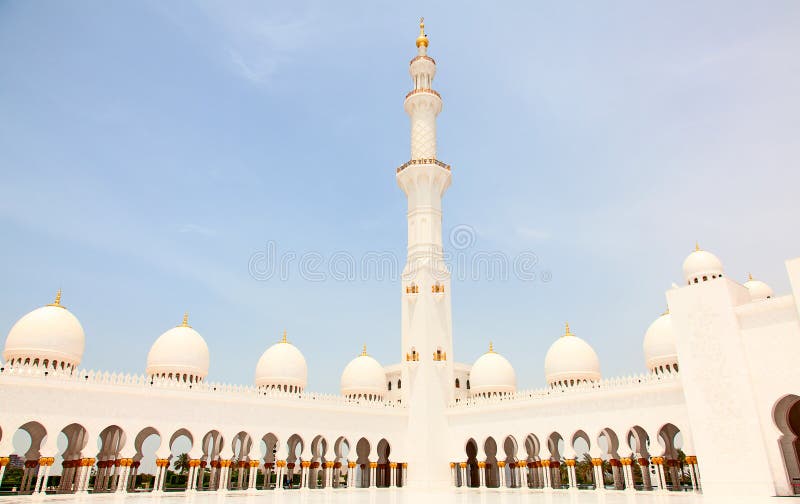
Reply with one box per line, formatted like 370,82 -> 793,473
173,453 -> 190,474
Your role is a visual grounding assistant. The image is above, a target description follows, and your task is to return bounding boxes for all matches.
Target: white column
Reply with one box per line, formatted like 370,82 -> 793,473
0,464 -> 6,489
499,463 -> 506,487
541,463 -> 550,489
275,465 -> 284,491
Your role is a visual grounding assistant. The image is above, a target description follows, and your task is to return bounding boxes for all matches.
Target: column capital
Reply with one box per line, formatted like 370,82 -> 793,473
459,462 -> 467,469
477,461 -> 486,468
369,462 -> 378,469
591,458 -> 603,466
0,457 -> 9,467
565,459 -> 576,467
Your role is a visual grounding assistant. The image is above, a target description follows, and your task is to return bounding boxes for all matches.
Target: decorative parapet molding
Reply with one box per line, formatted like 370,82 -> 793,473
448,370 -> 681,409
0,365 -> 405,410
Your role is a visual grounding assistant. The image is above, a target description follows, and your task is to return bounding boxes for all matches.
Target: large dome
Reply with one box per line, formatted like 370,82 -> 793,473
643,312 -> 678,374
469,343 -> 516,397
255,331 -> 307,392
3,291 -> 85,371
544,323 -> 601,387
340,346 -> 385,400
682,244 -> 724,285
744,274 -> 774,301
146,314 -> 209,383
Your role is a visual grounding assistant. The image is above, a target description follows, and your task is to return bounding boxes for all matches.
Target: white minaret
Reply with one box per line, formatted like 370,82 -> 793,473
397,18 -> 454,488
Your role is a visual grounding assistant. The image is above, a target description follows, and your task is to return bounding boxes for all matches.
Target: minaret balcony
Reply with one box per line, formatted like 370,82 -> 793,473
405,87 -> 441,100
396,158 -> 451,174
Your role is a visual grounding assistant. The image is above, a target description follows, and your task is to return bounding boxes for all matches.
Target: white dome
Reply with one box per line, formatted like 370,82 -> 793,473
340,346 -> 385,400
682,244 -> 724,285
3,291 -> 85,371
643,312 -> 678,373
744,274 -> 774,301
146,314 -> 209,382
469,343 -> 516,397
255,332 -> 307,392
544,323 -> 601,387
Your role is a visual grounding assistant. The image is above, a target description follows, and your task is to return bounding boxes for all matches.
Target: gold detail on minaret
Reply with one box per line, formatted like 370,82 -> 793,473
48,289 -> 65,308
361,344 -> 368,357
563,322 -> 574,337
662,307 -> 670,316
416,17 -> 429,48
180,312 -> 190,328
281,330 -> 288,343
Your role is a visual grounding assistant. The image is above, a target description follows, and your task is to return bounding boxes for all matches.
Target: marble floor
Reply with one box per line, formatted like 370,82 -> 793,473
0,490 -> 788,504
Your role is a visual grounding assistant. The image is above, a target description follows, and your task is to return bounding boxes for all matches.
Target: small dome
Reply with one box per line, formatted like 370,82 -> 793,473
340,345 -> 385,400
3,291 -> 85,371
544,323 -> 601,387
682,243 -> 724,285
255,331 -> 307,393
744,274 -> 773,301
469,342 -> 516,397
643,312 -> 678,374
146,313 -> 209,383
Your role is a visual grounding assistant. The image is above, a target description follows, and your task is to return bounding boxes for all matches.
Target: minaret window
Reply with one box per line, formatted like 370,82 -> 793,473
455,378 -> 460,388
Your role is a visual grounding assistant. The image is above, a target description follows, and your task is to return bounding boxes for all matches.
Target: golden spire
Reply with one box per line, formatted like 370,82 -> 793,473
662,307 -> 670,316
563,322 -> 574,337
361,344 -> 368,357
748,272 -> 753,282
181,312 -> 190,328
416,17 -> 429,48
695,241 -> 700,252
281,329 -> 287,343
48,289 -> 64,308
488,341 -> 494,353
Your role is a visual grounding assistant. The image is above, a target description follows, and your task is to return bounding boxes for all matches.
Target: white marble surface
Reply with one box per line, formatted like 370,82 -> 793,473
0,489 -> 786,504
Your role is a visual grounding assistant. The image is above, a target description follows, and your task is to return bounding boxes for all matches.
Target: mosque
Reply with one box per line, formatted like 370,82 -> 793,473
1,19 -> 800,500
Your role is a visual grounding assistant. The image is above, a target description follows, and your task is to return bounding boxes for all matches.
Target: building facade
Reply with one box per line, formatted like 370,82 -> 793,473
1,20 -> 799,499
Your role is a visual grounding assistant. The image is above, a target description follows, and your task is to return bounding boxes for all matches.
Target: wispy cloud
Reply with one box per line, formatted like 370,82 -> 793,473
179,223 -> 217,237
515,226 -> 550,241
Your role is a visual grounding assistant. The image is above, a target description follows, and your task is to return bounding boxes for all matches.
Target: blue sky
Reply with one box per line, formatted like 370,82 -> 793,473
1,1 -> 799,393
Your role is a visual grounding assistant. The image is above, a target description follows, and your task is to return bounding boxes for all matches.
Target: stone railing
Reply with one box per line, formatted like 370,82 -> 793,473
0,365 -> 405,410
448,370 -> 680,409
410,55 -> 436,66
396,158 -> 451,174
405,88 -> 441,100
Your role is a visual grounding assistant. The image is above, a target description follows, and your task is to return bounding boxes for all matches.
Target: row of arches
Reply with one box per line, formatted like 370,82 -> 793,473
454,424 -> 700,492
0,422 -> 405,495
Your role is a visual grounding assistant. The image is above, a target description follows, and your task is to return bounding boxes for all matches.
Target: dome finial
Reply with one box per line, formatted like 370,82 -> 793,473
488,341 -> 494,353
662,306 -> 670,316
748,272 -> 753,281
564,322 -> 574,337
281,329 -> 288,343
181,312 -> 189,328
416,17 -> 429,48
48,289 -> 64,308
361,344 -> 368,356
695,241 -> 700,252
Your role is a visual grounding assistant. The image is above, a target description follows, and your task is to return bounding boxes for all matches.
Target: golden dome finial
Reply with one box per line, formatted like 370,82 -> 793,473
564,322 -> 574,337
748,272 -> 753,282
416,17 -> 429,48
488,341 -> 494,353
48,289 -> 64,308
662,306 -> 670,316
695,241 -> 700,252
361,344 -> 368,357
181,312 -> 189,328
281,329 -> 288,343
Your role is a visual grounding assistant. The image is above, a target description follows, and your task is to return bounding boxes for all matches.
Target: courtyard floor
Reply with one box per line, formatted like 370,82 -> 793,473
0,489 -> 788,504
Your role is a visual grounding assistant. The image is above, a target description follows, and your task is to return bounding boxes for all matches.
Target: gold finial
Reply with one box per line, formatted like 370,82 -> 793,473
281,329 -> 287,343
48,289 -> 64,308
361,344 -> 368,357
416,17 -> 429,48
181,312 -> 190,328
695,241 -> 700,252
748,272 -> 753,282
488,341 -> 494,353
662,307 -> 670,316
564,322 -> 574,337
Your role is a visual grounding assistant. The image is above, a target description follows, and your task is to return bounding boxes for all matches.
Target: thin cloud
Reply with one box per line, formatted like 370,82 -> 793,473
179,223 -> 217,237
